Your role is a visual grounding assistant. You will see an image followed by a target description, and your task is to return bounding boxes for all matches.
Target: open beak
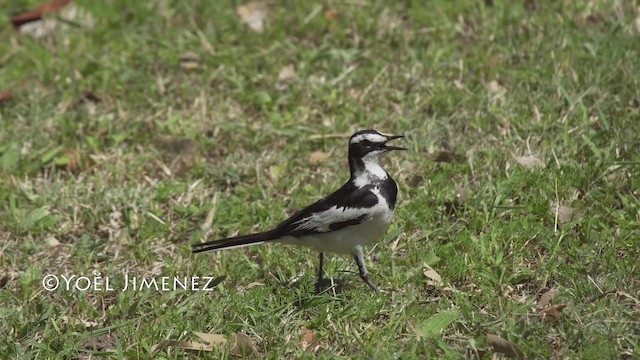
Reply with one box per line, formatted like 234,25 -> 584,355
383,135 -> 406,151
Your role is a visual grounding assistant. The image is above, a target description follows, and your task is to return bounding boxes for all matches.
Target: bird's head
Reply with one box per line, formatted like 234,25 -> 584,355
348,130 -> 406,162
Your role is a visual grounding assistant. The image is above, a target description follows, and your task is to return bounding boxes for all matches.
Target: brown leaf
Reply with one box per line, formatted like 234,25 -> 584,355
54,149 -> 90,172
486,334 -> 525,359
0,90 -> 13,104
539,304 -> 566,320
308,151 -> 329,165
300,326 -> 314,345
514,155 -> 545,169
426,151 -> 465,163
93,128 -> 109,138
236,1 -> 269,32
300,327 -> 322,353
324,9 -> 339,21
229,332 -> 259,357
10,0 -> 72,27
536,288 -> 558,309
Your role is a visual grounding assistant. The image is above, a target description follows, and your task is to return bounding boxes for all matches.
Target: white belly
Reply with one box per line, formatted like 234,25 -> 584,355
279,210 -> 394,254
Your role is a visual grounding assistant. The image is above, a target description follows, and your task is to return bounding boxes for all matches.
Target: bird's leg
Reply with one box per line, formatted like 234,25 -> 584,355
352,245 -> 379,292
315,252 -> 324,293
317,252 -> 324,283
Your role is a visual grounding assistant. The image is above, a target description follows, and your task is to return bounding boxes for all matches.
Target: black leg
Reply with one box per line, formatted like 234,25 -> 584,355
352,245 -> 379,292
317,252 -> 324,283
315,252 -> 324,293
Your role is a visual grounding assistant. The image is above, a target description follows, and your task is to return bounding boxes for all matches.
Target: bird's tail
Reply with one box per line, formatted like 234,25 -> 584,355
192,230 -> 277,254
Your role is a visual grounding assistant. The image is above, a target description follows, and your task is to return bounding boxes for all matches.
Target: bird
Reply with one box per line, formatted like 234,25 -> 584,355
192,130 -> 405,292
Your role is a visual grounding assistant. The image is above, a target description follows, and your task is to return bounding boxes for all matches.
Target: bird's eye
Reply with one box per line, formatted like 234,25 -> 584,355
361,140 -> 372,146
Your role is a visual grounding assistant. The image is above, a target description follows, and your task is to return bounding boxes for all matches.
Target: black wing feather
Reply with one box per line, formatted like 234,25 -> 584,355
272,182 -> 378,238
192,180 -> 380,252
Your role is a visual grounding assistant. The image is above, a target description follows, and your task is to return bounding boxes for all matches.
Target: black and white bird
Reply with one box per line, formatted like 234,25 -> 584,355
193,130 -> 405,291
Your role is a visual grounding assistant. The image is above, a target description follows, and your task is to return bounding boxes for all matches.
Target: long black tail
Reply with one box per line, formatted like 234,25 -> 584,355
192,230 -> 277,254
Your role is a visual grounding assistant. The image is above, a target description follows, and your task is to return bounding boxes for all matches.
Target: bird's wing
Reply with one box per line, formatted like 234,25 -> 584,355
272,182 -> 379,238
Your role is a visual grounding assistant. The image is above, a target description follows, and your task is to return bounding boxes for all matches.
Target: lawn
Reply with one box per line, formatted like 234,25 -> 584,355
1,0 -> 639,358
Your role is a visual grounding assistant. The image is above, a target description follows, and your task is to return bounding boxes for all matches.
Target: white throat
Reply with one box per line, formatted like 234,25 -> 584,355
353,154 -> 387,188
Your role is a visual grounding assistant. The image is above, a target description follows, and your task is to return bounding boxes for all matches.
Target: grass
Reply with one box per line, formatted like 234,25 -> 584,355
1,0 -> 639,358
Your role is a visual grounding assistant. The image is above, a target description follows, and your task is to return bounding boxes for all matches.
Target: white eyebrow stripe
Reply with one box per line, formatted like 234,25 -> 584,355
350,133 -> 387,144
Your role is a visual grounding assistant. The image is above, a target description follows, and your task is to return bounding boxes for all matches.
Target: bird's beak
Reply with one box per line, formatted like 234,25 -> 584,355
383,135 -> 406,151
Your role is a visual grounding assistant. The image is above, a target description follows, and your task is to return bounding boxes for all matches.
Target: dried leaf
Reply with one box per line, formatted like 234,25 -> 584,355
539,304 -> 566,320
194,332 -> 228,346
536,288 -> 558,309
149,261 -> 164,276
278,64 -> 297,82
236,1 -> 269,32
426,151 -> 465,163
229,332 -> 259,357
514,155 -> 545,169
555,205 -> 573,224
423,263 -> 443,286
0,90 -> 12,104
616,290 -> 640,306
300,326 -> 321,352
300,326 -> 314,346
16,4 -> 95,38
57,149 -> 86,172
308,151 -> 329,165
324,9 -> 339,21
179,52 -> 201,71
150,340 -> 211,353
150,332 -> 227,353
456,185 -> 469,206
201,193 -> 219,230
61,316 -> 101,329
486,334 -> 525,359
46,236 -> 60,247
10,0 -> 72,27
486,80 -> 506,103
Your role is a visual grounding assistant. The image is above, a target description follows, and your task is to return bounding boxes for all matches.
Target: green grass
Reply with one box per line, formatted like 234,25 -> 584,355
1,0 -> 639,358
